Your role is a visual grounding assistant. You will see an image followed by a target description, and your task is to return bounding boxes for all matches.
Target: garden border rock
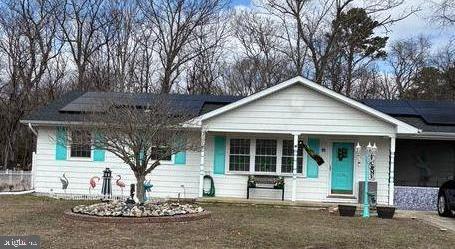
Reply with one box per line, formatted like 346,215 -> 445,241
63,210 -> 211,223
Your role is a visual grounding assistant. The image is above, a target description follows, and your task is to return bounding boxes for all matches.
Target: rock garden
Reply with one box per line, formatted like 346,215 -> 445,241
72,199 -> 204,217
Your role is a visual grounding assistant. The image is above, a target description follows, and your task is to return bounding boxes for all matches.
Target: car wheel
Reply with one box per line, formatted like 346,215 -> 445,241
437,193 -> 452,217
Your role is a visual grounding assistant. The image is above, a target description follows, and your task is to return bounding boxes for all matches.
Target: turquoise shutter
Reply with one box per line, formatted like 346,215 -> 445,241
306,138 -> 320,178
213,136 -> 226,174
55,127 -> 67,160
174,151 -> 186,165
174,137 -> 186,165
93,132 -> 105,162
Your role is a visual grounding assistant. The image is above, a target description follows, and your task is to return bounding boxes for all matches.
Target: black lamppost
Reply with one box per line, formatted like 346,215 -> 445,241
101,168 -> 112,200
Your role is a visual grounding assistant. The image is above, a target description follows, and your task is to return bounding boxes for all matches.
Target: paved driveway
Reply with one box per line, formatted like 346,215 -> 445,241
397,210 -> 455,232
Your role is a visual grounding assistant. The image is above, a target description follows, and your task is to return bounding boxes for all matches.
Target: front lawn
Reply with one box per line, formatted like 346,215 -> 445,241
0,195 -> 454,249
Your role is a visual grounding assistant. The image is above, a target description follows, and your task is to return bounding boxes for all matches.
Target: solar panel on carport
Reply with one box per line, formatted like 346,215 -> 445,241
363,99 -> 455,126
408,100 -> 455,125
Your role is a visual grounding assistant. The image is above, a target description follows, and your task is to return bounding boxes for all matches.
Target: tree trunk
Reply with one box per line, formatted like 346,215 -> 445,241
135,174 -> 146,203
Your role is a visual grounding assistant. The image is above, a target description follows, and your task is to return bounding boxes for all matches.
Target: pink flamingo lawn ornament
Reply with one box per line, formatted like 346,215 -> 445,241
115,175 -> 126,195
89,176 -> 100,194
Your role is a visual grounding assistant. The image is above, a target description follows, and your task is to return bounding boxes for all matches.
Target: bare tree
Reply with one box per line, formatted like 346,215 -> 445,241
186,14 -> 229,95
58,0 -> 113,90
431,0 -> 455,26
0,0 -> 62,169
386,36 -> 431,98
138,0 -> 228,93
262,0 -> 416,85
76,95 -> 199,203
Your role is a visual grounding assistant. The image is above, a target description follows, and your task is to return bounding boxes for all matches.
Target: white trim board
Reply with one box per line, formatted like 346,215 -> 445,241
195,76 -> 420,135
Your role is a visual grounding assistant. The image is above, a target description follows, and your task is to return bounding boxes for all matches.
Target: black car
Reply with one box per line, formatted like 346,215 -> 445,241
437,180 -> 455,217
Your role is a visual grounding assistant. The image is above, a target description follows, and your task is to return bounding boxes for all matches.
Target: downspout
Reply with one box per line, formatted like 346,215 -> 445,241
27,123 -> 38,190
28,123 -> 38,136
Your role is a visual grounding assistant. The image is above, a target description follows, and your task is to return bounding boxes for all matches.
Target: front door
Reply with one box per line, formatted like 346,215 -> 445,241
331,142 -> 354,194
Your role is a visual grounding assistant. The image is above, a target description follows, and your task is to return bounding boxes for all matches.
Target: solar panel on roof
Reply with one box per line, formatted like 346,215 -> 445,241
361,100 -> 417,116
59,91 -> 242,115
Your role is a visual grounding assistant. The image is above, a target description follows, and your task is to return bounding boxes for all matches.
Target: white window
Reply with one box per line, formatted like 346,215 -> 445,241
70,130 -> 92,158
226,137 -> 309,175
281,140 -> 303,173
229,139 -> 250,172
255,139 -> 277,172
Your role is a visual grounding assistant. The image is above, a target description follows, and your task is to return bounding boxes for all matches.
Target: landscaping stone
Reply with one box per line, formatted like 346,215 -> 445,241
72,199 -> 204,217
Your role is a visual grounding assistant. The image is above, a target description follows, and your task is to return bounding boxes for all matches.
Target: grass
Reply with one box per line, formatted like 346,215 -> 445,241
0,195 -> 454,249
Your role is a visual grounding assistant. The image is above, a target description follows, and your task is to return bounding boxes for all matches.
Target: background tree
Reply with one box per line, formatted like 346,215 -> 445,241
0,0 -> 62,169
138,0 -> 228,93
222,10 -> 291,95
327,8 -> 387,96
432,0 -> 455,26
386,36 -> 431,98
58,0 -> 113,90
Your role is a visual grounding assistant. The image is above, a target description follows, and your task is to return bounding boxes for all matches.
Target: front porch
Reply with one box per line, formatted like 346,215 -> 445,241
197,130 -> 396,206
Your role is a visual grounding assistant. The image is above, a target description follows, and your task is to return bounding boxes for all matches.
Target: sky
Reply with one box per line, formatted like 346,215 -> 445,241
230,0 -> 455,49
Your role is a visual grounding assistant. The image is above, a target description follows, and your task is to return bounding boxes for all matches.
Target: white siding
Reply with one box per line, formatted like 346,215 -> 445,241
204,133 -> 391,205
34,127 -> 200,198
34,127 -> 391,204
204,84 -> 395,136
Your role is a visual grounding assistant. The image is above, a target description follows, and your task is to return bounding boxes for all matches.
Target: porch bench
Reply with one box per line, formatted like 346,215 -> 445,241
247,175 -> 285,201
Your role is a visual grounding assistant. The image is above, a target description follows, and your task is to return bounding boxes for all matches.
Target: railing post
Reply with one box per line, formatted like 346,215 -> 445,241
198,129 -> 206,198
389,136 -> 396,206
291,133 -> 300,202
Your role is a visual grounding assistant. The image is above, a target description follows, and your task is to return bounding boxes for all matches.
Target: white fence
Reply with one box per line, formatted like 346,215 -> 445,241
0,170 -> 33,192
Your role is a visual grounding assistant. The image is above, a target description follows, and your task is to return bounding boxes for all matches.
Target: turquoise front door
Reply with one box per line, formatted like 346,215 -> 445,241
331,142 -> 354,194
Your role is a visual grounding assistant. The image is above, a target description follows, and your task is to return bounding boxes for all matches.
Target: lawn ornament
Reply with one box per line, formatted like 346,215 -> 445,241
144,180 -> 153,201
89,176 -> 100,194
302,143 -> 324,165
115,175 -> 126,195
59,173 -> 69,193
101,168 -> 112,200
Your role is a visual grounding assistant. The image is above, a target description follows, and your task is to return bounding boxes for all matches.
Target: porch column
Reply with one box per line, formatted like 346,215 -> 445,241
198,129 -> 207,198
292,133 -> 299,202
388,136 -> 396,205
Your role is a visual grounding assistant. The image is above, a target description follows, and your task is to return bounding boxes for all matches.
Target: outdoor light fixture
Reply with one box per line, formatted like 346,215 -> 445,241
355,142 -> 377,218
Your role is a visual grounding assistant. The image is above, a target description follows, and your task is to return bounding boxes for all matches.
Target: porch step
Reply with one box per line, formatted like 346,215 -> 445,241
198,197 -> 361,209
326,194 -> 357,199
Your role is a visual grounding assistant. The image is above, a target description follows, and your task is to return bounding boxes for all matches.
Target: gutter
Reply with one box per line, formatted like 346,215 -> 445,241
28,123 -> 38,136
398,132 -> 455,140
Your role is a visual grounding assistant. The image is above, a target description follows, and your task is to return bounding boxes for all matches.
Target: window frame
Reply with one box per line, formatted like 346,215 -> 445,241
225,136 -> 308,176
254,139 -> 278,173
149,145 -> 175,165
281,139 -> 304,174
227,138 -> 251,173
68,130 -> 93,161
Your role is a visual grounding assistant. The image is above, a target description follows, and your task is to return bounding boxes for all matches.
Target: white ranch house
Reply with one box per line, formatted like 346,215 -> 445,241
22,76 -> 455,208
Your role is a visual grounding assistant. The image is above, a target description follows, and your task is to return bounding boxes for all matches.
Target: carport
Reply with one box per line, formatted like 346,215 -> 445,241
363,100 -> 455,210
